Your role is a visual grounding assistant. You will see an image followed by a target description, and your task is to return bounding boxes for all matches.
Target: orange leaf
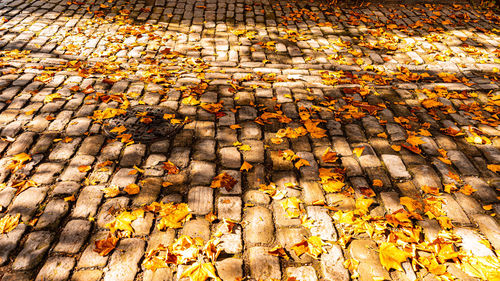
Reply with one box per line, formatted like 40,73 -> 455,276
421,185 -> 440,195
268,245 -> 289,260
211,173 -> 238,192
94,233 -> 119,256
240,161 -> 253,171
78,165 -> 91,173
406,135 -> 426,146
487,164 -> 500,173
124,184 -> 140,195
372,179 -> 383,187
391,145 -> 401,151
229,124 -> 241,130
163,161 -> 180,175
322,148 -> 338,163
294,158 -> 310,169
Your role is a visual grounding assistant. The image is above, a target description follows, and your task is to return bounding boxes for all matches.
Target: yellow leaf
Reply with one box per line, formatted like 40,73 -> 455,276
64,195 -> 76,202
353,147 -> 364,157
103,186 -> 121,198
322,180 -> 345,193
145,202 -> 191,230
180,262 -> 221,281
421,185 -> 440,195
0,213 -> 21,234
268,245 -> 289,260
7,153 -> 32,172
483,204 -> 493,211
105,210 -> 143,236
355,197 -> 374,215
379,242 -> 411,271
400,197 -> 422,212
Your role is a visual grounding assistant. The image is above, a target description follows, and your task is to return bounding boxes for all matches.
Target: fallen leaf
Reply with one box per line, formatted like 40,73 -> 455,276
322,148 -> 338,163
0,213 -> 20,234
421,185 -> 440,195
240,161 -> 253,171
487,164 -> 500,173
210,173 -> 237,192
379,242 -> 411,271
94,233 -> 119,256
163,161 -> 180,175
268,245 -> 289,260
180,262 -> 221,281
124,183 -> 140,195
353,147 -> 364,157
78,165 -> 91,173
103,186 -> 121,198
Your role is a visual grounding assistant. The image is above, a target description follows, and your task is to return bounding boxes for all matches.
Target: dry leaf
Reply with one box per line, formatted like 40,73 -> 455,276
124,183 -> 140,195
0,213 -> 20,234
379,242 -> 411,271
322,148 -> 338,163
210,173 -> 237,192
421,185 -> 440,195
163,161 -> 180,175
78,165 -> 91,173
268,245 -> 289,260
103,186 -> 121,198
94,233 -> 119,256
353,147 -> 364,157
240,161 -> 253,171
180,262 -> 221,281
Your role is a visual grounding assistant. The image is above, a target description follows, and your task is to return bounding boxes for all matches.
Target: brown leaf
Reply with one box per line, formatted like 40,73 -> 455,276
210,173 -> 238,192
94,233 -> 119,256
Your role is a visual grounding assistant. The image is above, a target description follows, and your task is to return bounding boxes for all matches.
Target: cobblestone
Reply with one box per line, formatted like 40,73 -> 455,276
0,1 -> 498,280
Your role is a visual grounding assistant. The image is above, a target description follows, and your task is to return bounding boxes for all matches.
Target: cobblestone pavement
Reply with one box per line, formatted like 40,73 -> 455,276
0,0 -> 500,280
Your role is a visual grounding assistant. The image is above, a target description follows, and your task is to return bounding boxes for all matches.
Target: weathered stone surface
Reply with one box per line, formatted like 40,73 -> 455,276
132,177 -> 162,207
243,206 -> 274,245
247,247 -> 281,280
103,238 -> 145,281
189,161 -> 216,186
35,256 -> 75,281
53,219 -> 91,254
217,196 -> 242,221
181,218 -> 211,241
306,206 -> 337,241
72,185 -> 103,218
9,187 -> 48,222
0,224 -> 26,266
187,186 -> 213,215
78,231 -> 110,268
12,231 -> 53,270
216,258 -> 243,281
286,266 -> 318,281
35,199 -> 69,229
320,245 -> 350,281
